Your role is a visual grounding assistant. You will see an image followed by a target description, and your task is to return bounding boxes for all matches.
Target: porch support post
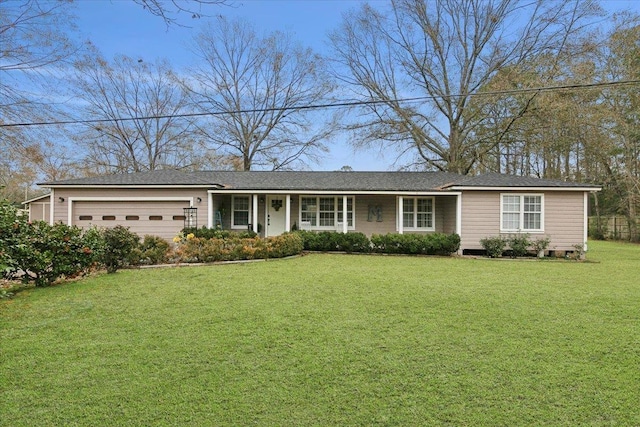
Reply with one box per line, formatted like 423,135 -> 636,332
50,189 -> 55,225
207,193 -> 213,228
342,195 -> 348,233
285,194 -> 291,232
456,193 -> 462,255
398,196 -> 404,234
66,198 -> 72,226
252,194 -> 259,233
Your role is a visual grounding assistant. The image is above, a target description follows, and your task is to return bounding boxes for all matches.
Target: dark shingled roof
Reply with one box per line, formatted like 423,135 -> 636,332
449,172 -> 601,189
40,170 -> 600,191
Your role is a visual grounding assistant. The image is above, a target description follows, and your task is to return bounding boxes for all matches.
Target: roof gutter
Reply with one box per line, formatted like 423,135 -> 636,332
447,186 -> 601,192
208,189 -> 462,196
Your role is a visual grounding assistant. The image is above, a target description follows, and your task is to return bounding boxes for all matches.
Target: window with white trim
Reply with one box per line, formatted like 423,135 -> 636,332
402,197 -> 434,230
501,194 -> 543,232
232,196 -> 250,228
299,196 -> 354,229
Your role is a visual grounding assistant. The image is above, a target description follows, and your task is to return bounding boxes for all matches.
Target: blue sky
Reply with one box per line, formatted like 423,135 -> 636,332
72,0 -> 395,171
70,0 -> 639,171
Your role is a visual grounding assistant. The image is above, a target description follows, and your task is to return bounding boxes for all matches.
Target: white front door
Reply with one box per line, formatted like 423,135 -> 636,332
266,196 -> 287,237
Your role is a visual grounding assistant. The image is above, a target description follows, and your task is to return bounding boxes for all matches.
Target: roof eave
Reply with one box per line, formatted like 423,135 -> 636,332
40,184 -> 221,189
448,186 -> 602,192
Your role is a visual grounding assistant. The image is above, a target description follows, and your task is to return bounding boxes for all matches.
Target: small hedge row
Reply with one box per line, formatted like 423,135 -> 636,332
174,233 -> 304,263
294,230 -> 460,256
294,230 -> 371,253
370,232 -> 461,255
182,226 -> 257,240
479,234 -> 552,258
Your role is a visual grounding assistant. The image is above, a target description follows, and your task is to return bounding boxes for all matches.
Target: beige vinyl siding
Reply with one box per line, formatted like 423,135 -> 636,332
73,201 -> 189,240
353,195 -> 397,236
53,188 -> 209,241
29,202 -> 50,222
543,192 -> 585,250
438,196 -> 457,234
460,190 -> 586,251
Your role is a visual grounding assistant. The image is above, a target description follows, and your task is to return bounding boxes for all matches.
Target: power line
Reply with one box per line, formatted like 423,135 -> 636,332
1,79 -> 638,128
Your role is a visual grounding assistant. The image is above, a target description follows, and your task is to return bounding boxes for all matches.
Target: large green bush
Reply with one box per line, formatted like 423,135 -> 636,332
101,226 -> 140,273
1,199 -> 101,286
0,200 -> 26,276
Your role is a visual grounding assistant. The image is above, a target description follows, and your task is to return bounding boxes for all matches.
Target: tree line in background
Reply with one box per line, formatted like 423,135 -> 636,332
0,0 -> 638,240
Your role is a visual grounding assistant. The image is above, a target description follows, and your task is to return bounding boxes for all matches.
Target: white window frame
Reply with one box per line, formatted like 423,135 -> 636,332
500,193 -> 544,233
231,195 -> 251,229
398,197 -> 435,231
298,195 -> 355,230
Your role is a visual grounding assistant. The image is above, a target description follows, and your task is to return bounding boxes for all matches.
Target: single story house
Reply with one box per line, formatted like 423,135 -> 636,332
25,170 -> 601,255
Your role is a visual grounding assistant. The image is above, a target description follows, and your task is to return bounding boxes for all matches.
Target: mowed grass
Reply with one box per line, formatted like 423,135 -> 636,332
1,241 -> 639,426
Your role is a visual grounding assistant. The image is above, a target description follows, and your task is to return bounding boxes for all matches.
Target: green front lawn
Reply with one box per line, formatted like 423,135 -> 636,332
1,241 -> 639,426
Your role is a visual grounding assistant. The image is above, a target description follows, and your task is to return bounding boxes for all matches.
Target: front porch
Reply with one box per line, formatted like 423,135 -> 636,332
206,191 -> 461,238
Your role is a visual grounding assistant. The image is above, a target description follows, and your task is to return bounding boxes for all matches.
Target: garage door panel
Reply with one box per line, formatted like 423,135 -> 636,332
73,201 -> 191,240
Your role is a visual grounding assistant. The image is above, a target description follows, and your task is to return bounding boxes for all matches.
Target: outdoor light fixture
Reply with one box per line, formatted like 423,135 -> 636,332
183,207 -> 197,229
197,197 -> 202,203
58,197 -> 65,202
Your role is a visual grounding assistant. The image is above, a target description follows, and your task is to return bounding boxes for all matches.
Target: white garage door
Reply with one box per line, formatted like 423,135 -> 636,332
73,200 -> 191,240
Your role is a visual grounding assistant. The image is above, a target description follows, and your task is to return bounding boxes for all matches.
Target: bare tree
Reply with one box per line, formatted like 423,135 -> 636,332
0,0 -> 77,110
330,0 -> 602,174
72,55 -> 214,174
187,16 -> 337,171
132,0 -> 229,27
0,0 -> 81,201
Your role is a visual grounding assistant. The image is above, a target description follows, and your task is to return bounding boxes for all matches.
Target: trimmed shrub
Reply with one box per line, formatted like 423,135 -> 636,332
370,233 -> 460,256
532,236 -> 551,257
480,236 -> 507,258
508,234 -> 531,257
131,235 -> 171,265
295,230 -> 370,253
175,233 -> 303,263
101,226 -> 140,273
266,233 -> 304,258
182,226 -> 257,240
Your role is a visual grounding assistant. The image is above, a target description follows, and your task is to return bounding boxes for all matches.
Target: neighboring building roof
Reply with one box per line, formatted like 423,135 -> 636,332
39,170 -> 601,192
22,193 -> 52,204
